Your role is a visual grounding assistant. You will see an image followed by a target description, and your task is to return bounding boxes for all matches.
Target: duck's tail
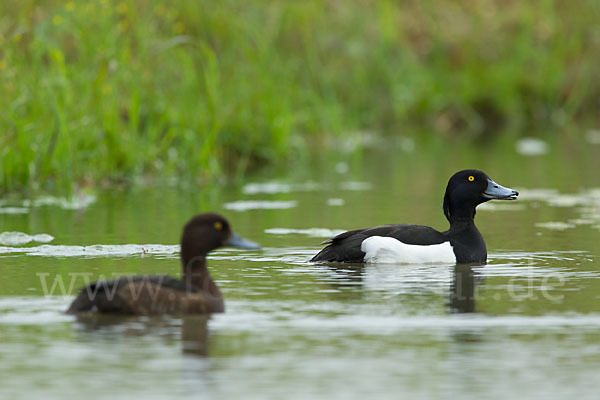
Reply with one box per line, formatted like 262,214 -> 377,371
66,280 -> 129,314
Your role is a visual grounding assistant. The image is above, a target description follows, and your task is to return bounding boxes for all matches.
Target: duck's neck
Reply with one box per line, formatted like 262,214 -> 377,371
447,207 -> 482,237
446,213 -> 487,264
447,205 -> 477,224
181,256 -> 222,300
448,218 -> 480,237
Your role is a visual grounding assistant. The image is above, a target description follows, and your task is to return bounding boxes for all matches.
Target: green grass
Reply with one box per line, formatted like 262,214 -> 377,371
1,0 -> 599,192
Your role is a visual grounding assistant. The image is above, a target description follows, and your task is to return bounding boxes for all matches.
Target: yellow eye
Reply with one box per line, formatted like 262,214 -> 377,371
214,221 -> 223,231
468,176 -> 475,182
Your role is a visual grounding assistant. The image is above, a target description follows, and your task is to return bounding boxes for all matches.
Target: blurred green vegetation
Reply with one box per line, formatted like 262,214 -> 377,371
1,0 -> 599,192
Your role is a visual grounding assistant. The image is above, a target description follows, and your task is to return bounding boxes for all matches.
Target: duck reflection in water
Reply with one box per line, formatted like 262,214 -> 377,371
320,262 -> 366,298
318,261 -> 486,310
73,314 -> 210,357
449,264 -> 481,313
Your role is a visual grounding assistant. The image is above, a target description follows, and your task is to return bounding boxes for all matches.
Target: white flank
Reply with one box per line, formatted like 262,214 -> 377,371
361,236 -> 456,264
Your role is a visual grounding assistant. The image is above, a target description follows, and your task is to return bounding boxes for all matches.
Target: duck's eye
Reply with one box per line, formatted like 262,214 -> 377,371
214,221 -> 223,231
468,176 -> 475,182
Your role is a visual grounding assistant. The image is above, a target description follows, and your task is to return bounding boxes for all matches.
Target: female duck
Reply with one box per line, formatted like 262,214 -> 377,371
67,213 -> 260,315
311,169 -> 518,264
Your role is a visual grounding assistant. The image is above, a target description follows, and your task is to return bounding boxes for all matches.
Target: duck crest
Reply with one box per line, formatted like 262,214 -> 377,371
443,187 -> 452,223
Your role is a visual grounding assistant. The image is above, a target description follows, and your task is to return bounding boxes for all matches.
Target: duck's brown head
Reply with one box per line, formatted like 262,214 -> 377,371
180,213 -> 260,266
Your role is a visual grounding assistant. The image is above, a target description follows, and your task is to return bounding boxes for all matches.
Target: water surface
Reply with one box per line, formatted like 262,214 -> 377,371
1,138 -> 600,399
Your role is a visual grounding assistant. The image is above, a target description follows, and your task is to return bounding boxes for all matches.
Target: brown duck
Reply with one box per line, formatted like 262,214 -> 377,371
66,213 -> 260,315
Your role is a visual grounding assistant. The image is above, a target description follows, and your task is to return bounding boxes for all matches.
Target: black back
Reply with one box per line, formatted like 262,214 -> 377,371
312,224 -> 448,263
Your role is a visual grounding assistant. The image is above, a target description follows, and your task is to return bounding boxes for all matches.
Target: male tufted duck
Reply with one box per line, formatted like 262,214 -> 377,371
311,170 -> 518,264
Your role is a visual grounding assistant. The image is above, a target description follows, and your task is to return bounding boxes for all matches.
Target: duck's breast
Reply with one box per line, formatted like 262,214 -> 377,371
360,236 -> 456,264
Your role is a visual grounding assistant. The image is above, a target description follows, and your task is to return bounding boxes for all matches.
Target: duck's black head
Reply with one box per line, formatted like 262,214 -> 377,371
180,213 -> 260,265
443,169 -> 518,223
